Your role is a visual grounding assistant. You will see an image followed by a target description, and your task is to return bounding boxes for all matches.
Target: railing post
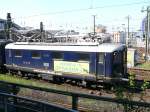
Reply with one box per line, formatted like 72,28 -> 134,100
72,94 -> 78,110
12,85 -> 18,95
123,102 -> 130,112
12,85 -> 18,112
4,97 -> 8,112
43,104 -> 47,112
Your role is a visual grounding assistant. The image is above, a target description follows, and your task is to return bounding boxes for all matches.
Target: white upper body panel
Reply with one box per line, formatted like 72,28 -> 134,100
5,42 -> 125,53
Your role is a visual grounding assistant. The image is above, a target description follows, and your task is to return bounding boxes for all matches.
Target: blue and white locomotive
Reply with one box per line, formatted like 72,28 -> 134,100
4,42 -> 127,84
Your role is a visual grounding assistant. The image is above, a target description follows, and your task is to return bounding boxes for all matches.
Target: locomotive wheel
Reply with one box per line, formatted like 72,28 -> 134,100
86,81 -> 92,88
53,76 -> 63,83
17,71 -> 22,77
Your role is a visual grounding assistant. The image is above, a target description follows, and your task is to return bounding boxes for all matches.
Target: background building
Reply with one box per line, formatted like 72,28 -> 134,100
112,31 -> 126,44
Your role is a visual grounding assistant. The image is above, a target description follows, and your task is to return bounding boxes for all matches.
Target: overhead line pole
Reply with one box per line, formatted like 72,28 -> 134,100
40,22 -> 44,42
141,6 -> 150,61
147,6 -> 150,61
145,6 -> 149,61
7,13 -> 12,41
127,15 -> 130,47
93,15 -> 96,36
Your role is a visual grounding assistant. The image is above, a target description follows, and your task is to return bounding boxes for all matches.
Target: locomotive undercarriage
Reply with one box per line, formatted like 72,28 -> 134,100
4,64 -> 128,89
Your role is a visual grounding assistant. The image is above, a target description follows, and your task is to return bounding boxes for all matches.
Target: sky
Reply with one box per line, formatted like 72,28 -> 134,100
0,0 -> 149,32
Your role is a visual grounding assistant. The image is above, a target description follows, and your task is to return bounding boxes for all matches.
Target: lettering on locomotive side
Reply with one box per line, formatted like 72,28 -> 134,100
54,60 -> 89,74
43,63 -> 49,67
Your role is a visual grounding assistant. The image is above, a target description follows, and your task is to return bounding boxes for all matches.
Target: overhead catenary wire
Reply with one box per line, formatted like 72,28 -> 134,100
0,1 -> 147,33
13,1 -> 150,19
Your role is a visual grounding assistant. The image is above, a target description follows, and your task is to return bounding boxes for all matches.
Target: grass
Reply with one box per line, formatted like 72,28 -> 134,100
0,74 -> 84,92
0,74 -> 61,90
136,62 -> 150,70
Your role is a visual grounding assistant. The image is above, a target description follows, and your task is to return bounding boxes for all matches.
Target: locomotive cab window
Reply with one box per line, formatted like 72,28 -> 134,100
77,53 -> 89,62
31,51 -> 41,59
0,22 -> 4,29
113,51 -> 121,63
14,50 -> 22,57
98,53 -> 104,63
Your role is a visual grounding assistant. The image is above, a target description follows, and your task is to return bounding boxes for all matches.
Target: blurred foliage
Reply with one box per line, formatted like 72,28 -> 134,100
128,72 -> 136,88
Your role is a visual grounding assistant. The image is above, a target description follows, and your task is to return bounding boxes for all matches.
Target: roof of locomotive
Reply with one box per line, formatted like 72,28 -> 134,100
5,42 -> 126,53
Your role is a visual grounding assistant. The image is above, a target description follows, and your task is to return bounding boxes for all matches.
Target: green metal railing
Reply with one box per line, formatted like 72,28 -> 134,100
0,92 -> 76,112
0,80 -> 150,112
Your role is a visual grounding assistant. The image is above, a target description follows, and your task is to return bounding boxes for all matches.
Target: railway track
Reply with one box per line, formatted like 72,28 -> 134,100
17,87 -> 150,112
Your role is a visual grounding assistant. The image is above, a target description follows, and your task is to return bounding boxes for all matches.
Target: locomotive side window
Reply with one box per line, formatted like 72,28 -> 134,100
113,51 -> 121,62
77,53 -> 89,61
52,52 -> 63,60
98,53 -> 104,63
0,22 -> 4,29
8,50 -> 12,57
14,50 -> 22,57
31,51 -> 41,59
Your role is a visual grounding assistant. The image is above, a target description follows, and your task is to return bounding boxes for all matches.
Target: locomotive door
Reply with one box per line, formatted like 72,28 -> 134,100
112,51 -> 123,77
8,49 -> 13,65
97,53 -> 104,76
